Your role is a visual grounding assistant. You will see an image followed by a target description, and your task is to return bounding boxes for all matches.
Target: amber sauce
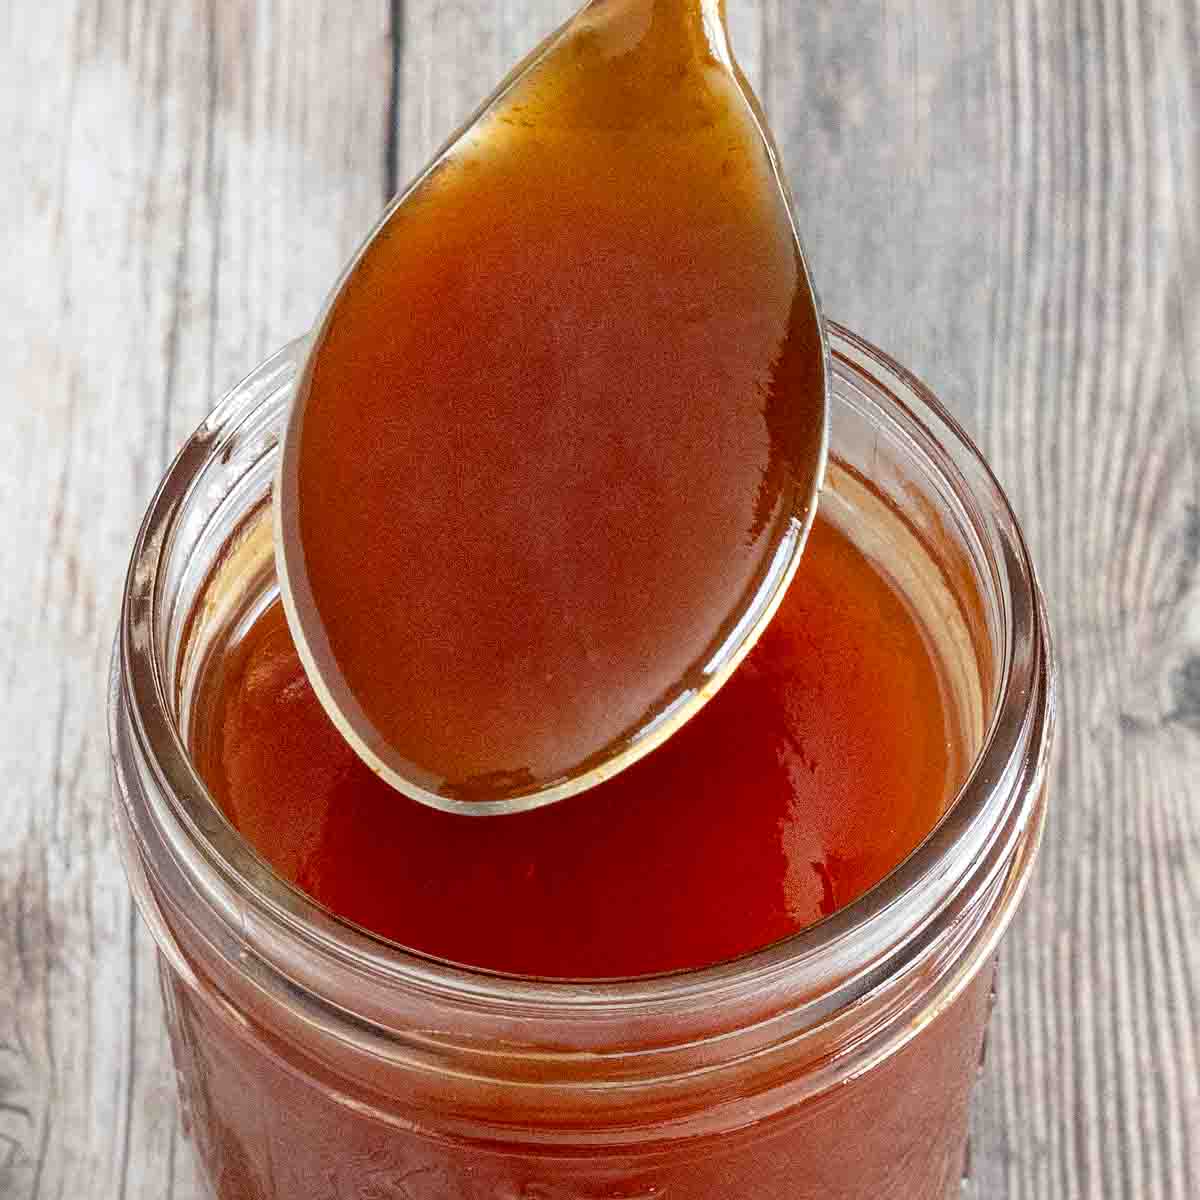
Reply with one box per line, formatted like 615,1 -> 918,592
287,0 -> 824,802
222,1 -> 955,974
194,514 -> 956,977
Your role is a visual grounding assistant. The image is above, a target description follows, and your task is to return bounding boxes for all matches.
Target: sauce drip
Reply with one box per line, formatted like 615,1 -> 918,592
278,0 -> 825,808
196,515 -> 957,978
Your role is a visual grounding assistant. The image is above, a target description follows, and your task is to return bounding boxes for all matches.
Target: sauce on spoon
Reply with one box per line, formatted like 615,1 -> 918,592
276,0 -> 828,812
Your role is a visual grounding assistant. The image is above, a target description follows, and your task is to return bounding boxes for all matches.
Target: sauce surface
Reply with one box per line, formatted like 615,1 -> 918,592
196,515 -> 956,977
282,0 -> 824,804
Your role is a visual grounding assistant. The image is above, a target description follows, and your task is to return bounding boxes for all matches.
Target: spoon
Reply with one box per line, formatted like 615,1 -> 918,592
275,0 -> 829,815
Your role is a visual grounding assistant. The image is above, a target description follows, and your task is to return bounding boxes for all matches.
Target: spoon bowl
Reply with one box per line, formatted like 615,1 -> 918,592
275,0 -> 829,814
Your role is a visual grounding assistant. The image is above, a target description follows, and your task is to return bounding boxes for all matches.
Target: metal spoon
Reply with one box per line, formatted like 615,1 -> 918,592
275,0 -> 829,815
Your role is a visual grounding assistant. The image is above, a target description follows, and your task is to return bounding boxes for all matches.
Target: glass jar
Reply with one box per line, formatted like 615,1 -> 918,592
109,324 -> 1055,1199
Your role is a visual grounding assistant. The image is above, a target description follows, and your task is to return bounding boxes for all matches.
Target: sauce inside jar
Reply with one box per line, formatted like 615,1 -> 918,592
198,1 -> 951,979
193,505 -> 959,977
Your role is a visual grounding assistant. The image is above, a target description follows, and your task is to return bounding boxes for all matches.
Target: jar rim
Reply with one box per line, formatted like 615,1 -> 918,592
114,322 -> 1055,1026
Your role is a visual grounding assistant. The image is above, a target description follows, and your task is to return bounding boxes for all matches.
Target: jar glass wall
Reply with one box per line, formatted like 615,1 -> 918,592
109,324 -> 1055,1199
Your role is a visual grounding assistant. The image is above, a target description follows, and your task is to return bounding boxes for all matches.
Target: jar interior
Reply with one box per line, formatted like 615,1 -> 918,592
162,340 -> 993,980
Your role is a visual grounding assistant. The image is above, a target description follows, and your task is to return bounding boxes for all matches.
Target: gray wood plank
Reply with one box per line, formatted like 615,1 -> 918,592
0,3 -> 390,1199
761,0 -> 999,420
392,0 -> 578,185
971,3 -> 1200,1197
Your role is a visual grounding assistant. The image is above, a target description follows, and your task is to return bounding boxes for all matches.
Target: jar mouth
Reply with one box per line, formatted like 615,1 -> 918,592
115,323 -> 1055,1020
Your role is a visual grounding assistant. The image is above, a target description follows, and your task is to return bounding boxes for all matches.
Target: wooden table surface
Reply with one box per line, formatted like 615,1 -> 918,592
2,2 -> 1197,1197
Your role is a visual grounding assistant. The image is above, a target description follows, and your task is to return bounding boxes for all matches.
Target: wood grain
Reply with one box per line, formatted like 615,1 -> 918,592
0,3 -> 390,1199
972,3 -> 1200,1196
1,2 -> 1197,1198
